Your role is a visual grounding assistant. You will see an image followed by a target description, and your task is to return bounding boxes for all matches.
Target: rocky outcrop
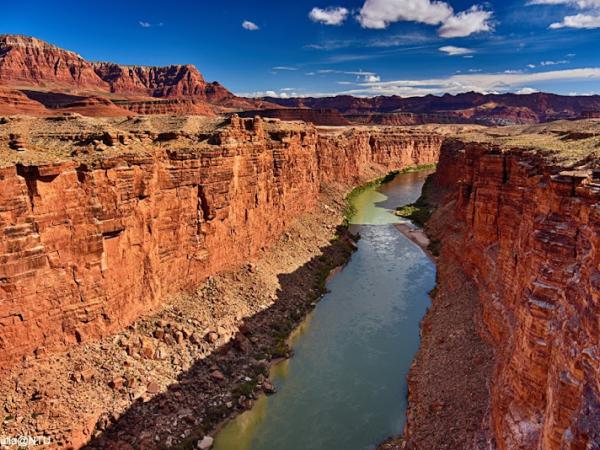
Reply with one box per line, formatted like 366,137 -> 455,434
419,140 -> 600,449
0,87 -> 49,115
0,116 -> 442,368
113,98 -> 216,116
316,127 -> 441,185
238,108 -> 350,126
0,35 -> 267,116
346,112 -> 471,126
0,35 -> 107,90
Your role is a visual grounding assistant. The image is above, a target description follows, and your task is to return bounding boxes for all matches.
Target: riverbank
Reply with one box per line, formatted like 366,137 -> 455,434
0,184 -> 358,450
213,169 -> 435,450
393,222 -> 434,261
380,173 -> 494,450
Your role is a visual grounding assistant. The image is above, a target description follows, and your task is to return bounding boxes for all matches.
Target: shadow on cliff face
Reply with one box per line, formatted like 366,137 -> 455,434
83,225 -> 356,450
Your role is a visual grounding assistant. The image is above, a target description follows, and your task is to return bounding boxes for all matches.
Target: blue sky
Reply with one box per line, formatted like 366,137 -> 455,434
3,0 -> 600,97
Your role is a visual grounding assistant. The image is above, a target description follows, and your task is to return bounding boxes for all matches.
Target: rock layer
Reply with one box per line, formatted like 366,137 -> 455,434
265,92 -> 600,125
0,34 -> 268,116
420,140 -> 600,449
0,117 -> 442,368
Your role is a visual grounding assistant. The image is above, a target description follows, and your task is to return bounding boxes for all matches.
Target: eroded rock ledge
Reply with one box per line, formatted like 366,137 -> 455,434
404,139 -> 600,449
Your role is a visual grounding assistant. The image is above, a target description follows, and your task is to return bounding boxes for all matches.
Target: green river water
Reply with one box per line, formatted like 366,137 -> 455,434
213,170 -> 436,450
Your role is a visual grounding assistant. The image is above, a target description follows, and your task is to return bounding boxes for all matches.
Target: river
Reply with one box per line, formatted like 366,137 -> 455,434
213,170 -> 436,450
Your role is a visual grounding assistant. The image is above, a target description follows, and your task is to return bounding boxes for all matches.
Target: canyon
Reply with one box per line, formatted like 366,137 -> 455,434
0,113 -> 440,448
1,32 -> 600,450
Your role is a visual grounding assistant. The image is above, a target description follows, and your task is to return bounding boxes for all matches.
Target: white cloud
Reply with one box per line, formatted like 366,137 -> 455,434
439,45 -> 474,56
550,13 -> 600,28
528,0 -> 600,28
309,7 -> 349,25
357,0 -> 493,38
317,69 -> 378,76
438,5 -> 493,37
358,0 -> 453,28
363,74 -> 382,82
331,67 -> 600,97
240,90 -> 302,98
272,66 -> 298,71
517,87 -> 539,94
527,64 -> 537,68
504,69 -> 523,74
242,20 -> 260,31
139,21 -> 151,28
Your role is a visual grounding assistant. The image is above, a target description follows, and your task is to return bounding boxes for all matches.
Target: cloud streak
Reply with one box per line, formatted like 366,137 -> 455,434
139,21 -> 163,28
334,67 -> 600,97
439,45 -> 474,55
550,13 -> 600,28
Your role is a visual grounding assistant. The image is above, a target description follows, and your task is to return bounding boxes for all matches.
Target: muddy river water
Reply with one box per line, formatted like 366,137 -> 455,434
213,171 -> 436,450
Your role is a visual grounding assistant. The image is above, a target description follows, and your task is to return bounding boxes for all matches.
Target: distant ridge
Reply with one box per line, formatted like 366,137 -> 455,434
263,92 -> 600,125
0,34 -> 275,116
1,34 -> 600,124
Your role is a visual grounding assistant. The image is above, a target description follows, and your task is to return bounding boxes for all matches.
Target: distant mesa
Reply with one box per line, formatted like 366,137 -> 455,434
262,92 -> 600,125
1,34 -> 600,125
0,34 -> 271,117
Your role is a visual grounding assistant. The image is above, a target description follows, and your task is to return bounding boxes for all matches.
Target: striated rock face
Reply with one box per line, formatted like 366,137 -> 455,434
0,35 -> 107,90
0,116 -> 442,367
113,98 -> 216,116
346,112 -> 471,126
316,128 -> 441,184
238,108 -> 351,126
0,35 -> 266,116
426,140 -> 600,449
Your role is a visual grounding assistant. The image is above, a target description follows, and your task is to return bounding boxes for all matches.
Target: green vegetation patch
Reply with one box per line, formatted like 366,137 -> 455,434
343,164 -> 437,224
395,171 -> 436,227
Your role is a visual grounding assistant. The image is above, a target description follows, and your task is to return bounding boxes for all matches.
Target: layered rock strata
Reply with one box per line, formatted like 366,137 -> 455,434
0,116 -> 442,368
410,140 -> 600,449
0,34 -> 269,116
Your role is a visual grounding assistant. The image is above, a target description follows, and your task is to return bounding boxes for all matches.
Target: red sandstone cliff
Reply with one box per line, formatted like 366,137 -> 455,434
0,35 -> 266,116
419,140 -> 600,449
0,116 -> 442,368
237,108 -> 351,126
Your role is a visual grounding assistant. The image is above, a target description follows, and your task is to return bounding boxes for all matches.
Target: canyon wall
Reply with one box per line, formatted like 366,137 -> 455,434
425,140 -> 600,449
0,117 -> 442,367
